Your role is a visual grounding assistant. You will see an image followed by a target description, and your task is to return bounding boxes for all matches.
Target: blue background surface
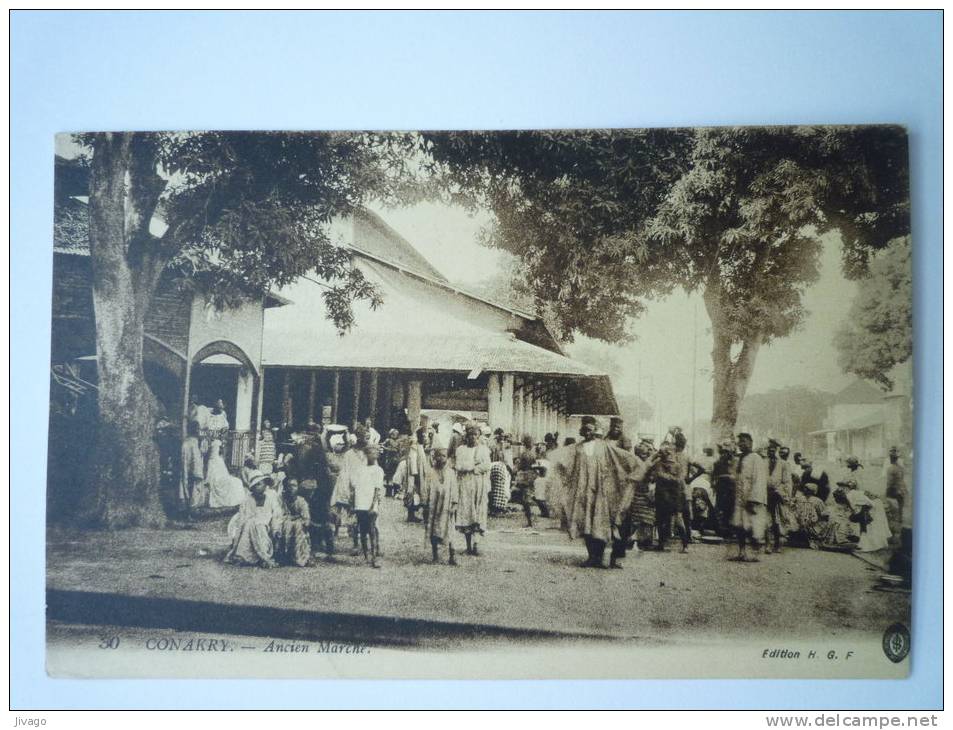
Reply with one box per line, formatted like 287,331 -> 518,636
11,10 -> 942,709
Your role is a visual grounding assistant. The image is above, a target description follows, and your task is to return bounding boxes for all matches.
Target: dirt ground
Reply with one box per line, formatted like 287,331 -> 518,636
47,494 -> 910,644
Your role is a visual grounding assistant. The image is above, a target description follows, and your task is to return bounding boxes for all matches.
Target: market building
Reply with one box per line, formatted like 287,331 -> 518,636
49,157 -> 618,484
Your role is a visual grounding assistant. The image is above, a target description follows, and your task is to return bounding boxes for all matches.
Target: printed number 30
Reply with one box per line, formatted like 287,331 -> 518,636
98,636 -> 120,650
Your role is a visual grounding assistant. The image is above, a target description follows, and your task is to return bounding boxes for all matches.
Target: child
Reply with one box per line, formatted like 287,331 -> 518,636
349,444 -> 384,568
180,420 -> 205,518
274,478 -> 312,567
532,443 -> 552,518
424,448 -> 459,566
514,454 -> 538,528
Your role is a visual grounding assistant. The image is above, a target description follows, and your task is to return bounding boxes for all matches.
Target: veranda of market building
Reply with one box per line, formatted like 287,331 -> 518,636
262,211 -> 619,440
49,156 -> 618,473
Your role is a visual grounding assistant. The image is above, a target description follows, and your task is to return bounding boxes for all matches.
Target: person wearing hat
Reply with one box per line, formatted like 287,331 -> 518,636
799,459 -> 831,503
401,427 -> 429,523
837,476 -> 891,553
563,415 -> 635,568
348,444 -> 384,568
381,428 -> 402,497
884,446 -> 907,541
490,429 -> 516,477
225,474 -> 278,569
424,447 -> 459,565
765,439 -> 794,554
729,432 -> 768,562
335,424 -> 372,554
454,423 -> 492,556
788,480 -> 828,549
648,441 -> 690,553
323,425 -> 353,536
839,455 -> 866,496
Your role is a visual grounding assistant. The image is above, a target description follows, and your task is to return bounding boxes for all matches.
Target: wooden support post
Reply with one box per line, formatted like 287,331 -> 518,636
501,373 -> 515,434
487,373 -> 503,430
282,370 -> 293,426
513,379 -> 524,439
368,370 -> 379,427
382,372 -> 394,429
331,370 -> 340,424
307,371 -> 317,423
352,371 -> 362,427
406,379 -> 422,430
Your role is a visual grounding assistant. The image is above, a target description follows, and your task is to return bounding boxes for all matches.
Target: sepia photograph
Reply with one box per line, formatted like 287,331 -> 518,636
43,126 -> 914,680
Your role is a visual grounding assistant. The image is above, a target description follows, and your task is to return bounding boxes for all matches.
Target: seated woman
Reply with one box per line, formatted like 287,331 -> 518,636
817,487 -> 860,550
843,481 -> 891,553
225,475 -> 277,568
788,482 -> 828,549
688,466 -> 718,534
273,478 -> 312,567
207,439 -> 247,509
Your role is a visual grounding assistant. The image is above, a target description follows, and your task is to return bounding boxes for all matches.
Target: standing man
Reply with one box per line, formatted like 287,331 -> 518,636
779,446 -> 798,492
563,416 -> 634,568
711,442 -> 737,537
672,430 -> 693,545
605,417 -> 625,448
884,446 -> 908,537
765,439 -> 793,554
731,432 -> 768,562
650,442 -> 689,553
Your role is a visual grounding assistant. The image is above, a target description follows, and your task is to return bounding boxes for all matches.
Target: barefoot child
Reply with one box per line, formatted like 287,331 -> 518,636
349,444 -> 384,568
424,447 -> 459,565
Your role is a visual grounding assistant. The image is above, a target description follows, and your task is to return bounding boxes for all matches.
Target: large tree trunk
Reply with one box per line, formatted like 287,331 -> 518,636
81,133 -> 168,528
704,285 -> 763,443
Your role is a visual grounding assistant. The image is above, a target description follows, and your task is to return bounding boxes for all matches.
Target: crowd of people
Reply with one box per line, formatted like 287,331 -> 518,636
179,406 -> 908,571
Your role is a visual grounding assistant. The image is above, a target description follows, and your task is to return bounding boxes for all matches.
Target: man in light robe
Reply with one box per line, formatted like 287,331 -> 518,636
730,432 -> 768,562
765,438 -> 794,554
563,416 -> 634,568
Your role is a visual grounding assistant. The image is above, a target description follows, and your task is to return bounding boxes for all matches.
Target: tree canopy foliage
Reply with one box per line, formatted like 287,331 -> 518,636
834,236 -> 913,390
420,125 -> 910,437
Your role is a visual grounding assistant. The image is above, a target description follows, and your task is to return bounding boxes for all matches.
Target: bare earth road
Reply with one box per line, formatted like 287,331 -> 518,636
47,494 -> 909,648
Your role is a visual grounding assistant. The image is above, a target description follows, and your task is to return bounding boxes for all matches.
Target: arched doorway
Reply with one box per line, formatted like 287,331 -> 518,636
188,340 -> 260,470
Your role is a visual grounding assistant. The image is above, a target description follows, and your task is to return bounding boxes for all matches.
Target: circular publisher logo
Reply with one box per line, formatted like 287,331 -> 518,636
883,623 -> 911,663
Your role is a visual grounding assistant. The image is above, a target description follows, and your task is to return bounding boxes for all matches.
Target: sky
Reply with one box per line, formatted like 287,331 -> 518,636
370,200 -> 860,429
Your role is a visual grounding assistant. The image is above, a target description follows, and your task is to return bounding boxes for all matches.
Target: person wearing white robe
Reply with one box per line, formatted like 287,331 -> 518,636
226,475 -> 277,568
206,439 -> 246,508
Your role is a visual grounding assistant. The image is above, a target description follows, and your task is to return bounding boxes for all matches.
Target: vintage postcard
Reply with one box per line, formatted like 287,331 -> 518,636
46,127 -> 912,679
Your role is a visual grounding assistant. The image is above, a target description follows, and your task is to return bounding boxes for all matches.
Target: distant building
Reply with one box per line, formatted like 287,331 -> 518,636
807,378 -> 912,464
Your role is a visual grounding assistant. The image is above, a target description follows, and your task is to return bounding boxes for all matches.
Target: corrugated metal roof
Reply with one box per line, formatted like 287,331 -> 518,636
262,259 -> 619,414
353,209 -> 448,282
264,326 -> 605,377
